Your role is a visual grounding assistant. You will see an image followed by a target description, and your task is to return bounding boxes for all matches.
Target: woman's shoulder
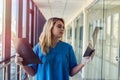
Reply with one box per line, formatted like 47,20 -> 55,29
33,43 -> 41,51
34,43 -> 40,48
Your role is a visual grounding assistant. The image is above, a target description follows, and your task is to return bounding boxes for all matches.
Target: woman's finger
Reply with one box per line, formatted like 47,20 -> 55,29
15,54 -> 23,66
16,53 -> 20,56
91,51 -> 95,60
18,56 -> 23,61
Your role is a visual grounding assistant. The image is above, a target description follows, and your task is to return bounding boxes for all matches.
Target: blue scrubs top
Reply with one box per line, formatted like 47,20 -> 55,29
29,41 -> 77,80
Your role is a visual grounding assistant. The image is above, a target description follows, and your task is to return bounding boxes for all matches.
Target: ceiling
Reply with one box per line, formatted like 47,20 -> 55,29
89,0 -> 120,10
32,0 -> 120,23
33,0 -> 87,23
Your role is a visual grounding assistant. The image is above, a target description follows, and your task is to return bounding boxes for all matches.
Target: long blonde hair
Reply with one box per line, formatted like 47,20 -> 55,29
39,17 -> 65,54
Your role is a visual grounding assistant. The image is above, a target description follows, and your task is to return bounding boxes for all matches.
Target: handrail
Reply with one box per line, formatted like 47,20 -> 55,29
11,69 -> 21,79
0,55 -> 23,80
0,55 -> 15,64
0,59 -> 15,70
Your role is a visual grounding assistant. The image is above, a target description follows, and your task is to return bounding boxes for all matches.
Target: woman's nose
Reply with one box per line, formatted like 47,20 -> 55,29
61,28 -> 64,31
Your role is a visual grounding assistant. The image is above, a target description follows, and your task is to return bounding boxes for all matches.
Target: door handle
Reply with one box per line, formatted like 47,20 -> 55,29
116,56 -> 120,61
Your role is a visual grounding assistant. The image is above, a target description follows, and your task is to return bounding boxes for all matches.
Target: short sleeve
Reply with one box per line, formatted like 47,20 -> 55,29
69,45 -> 77,73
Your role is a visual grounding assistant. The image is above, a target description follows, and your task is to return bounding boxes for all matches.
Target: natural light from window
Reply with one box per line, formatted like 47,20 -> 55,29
0,0 -> 3,61
0,0 -> 3,35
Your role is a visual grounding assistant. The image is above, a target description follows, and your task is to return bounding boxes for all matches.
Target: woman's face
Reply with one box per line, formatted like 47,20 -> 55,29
52,20 -> 64,38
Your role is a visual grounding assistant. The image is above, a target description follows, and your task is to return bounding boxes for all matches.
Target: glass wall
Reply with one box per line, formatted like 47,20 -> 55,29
102,0 -> 120,79
84,0 -> 120,80
83,1 -> 104,79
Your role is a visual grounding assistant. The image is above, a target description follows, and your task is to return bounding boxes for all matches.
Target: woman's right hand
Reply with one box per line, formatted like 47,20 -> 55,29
15,53 -> 23,66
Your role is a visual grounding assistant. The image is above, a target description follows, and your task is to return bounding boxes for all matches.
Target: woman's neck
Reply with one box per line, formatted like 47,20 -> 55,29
51,38 -> 59,48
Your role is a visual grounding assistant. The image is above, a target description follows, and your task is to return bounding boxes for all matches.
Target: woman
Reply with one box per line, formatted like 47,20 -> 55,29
15,17 -> 94,80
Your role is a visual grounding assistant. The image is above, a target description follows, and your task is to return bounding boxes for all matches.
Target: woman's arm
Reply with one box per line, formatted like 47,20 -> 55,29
70,56 -> 93,76
15,54 -> 36,76
21,65 -> 36,76
70,63 -> 84,76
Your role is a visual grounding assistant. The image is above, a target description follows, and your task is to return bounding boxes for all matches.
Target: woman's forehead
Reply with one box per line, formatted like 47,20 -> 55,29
55,20 -> 64,24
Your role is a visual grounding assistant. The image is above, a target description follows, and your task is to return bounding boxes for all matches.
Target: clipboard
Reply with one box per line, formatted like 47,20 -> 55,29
92,27 -> 101,48
13,38 -> 42,65
83,27 -> 101,57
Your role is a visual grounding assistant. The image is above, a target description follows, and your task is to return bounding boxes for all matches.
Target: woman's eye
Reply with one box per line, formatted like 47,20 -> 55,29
57,25 -> 61,28
57,24 -> 64,29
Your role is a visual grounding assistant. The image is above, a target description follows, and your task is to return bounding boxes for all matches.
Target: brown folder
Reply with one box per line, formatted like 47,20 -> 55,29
13,38 -> 42,65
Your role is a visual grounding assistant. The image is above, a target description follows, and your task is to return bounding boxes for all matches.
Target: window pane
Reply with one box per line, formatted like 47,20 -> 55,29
0,0 -> 3,61
22,0 -> 27,37
102,1 -> 119,79
11,0 -> 18,79
0,0 -> 4,79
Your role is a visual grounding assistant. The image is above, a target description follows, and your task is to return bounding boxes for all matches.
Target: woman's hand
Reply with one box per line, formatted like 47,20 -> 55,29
15,53 -> 36,76
81,52 -> 95,65
15,53 -> 23,66
70,52 -> 95,76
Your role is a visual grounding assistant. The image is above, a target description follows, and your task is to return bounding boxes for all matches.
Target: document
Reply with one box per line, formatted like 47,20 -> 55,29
92,27 -> 101,48
83,27 -> 101,57
13,38 -> 42,65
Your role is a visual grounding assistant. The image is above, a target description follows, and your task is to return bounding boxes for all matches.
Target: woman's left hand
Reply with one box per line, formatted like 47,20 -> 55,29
81,52 -> 95,65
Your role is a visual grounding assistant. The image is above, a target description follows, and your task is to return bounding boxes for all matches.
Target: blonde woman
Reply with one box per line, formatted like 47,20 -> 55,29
15,17 -> 94,80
